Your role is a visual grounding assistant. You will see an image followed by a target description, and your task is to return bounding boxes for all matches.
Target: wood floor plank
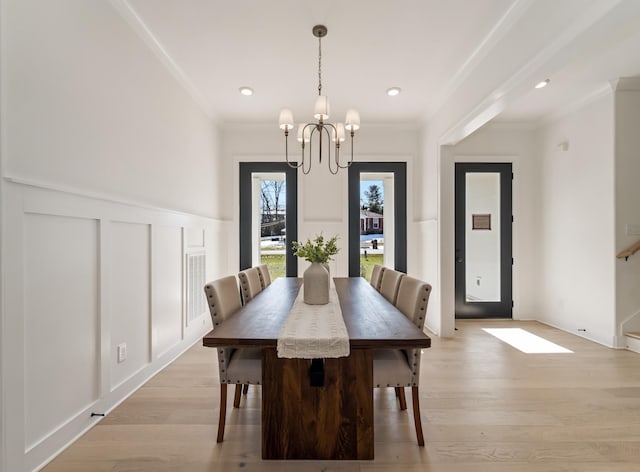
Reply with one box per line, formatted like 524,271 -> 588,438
42,320 -> 640,471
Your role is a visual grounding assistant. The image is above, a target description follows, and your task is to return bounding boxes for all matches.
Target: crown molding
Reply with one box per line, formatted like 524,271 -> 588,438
437,0 -> 625,145
109,0 -> 215,119
425,0 -> 535,121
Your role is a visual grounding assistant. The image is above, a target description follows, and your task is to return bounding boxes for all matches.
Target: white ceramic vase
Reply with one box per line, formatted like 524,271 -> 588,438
303,262 -> 330,305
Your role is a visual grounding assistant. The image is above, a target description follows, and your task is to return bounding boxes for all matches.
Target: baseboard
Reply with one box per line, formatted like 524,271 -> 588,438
624,333 -> 640,353
30,330 -> 207,472
535,319 -> 616,349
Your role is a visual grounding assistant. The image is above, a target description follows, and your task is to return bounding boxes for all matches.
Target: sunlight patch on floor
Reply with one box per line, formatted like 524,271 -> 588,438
483,328 -> 573,353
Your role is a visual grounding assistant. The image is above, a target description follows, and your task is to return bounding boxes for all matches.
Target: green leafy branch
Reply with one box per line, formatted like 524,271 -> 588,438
291,234 -> 339,264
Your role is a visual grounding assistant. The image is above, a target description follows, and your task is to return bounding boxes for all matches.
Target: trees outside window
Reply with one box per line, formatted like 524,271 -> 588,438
363,184 -> 383,214
260,180 -> 286,237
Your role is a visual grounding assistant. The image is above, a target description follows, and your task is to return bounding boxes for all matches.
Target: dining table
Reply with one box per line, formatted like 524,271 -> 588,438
202,276 -> 431,460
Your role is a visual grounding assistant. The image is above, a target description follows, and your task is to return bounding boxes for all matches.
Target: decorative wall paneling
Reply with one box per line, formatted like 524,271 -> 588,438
2,179 -> 228,471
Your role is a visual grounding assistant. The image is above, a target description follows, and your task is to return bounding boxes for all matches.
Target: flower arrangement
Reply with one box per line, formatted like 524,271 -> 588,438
291,234 -> 339,264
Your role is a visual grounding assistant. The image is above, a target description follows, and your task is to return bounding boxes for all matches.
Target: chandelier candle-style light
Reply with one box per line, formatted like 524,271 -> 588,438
278,25 -> 360,175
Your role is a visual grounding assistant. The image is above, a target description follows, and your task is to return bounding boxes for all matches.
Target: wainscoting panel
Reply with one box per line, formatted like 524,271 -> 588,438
110,222 -> 151,390
152,225 -> 184,358
3,179 -> 225,472
23,213 -> 100,451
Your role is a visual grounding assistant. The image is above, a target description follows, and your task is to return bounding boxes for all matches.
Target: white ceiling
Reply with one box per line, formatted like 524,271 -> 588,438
119,0 -> 640,131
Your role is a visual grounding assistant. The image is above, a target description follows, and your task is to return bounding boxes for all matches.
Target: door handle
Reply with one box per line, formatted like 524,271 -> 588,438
456,257 -> 463,263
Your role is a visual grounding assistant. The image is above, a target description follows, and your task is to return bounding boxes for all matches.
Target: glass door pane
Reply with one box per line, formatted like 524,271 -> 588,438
255,173 -> 286,280
359,173 -> 393,281
240,162 -> 297,278
465,172 -> 501,302
348,162 -> 406,278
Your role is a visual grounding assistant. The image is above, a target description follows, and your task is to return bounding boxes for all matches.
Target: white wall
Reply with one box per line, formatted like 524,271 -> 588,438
430,90 -> 622,349
416,129 -> 442,335
613,78 -> 640,341
221,124 -> 420,277
535,93 -> 616,346
0,1 -> 225,470
0,3 -> 5,465
3,0 -> 220,218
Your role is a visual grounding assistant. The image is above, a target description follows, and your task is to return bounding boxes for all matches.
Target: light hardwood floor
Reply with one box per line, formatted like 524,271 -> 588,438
42,320 -> 640,471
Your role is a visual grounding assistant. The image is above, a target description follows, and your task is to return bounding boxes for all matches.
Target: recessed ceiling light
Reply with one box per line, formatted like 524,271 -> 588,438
239,86 -> 254,96
535,79 -> 550,89
386,87 -> 401,97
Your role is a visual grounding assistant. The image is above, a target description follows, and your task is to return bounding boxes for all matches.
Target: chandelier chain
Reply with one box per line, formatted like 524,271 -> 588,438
318,36 -> 322,96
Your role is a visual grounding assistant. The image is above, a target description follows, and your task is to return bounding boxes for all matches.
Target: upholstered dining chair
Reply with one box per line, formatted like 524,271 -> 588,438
373,275 -> 432,446
369,264 -> 385,291
237,266 -> 267,397
378,268 -> 405,304
204,275 -> 262,443
257,264 -> 272,288
238,267 -> 262,304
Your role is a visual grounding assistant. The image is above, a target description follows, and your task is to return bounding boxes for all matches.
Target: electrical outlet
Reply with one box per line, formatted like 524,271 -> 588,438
117,343 -> 127,363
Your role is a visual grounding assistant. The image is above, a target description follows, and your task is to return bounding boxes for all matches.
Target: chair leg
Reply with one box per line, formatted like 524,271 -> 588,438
396,387 -> 407,410
233,384 -> 242,408
243,384 -> 249,395
411,386 -> 425,447
217,383 -> 227,443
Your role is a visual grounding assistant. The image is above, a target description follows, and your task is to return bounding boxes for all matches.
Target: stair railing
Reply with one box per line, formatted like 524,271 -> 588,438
617,240 -> 640,261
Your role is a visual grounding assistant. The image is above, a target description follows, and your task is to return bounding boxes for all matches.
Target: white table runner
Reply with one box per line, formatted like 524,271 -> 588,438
276,282 -> 350,359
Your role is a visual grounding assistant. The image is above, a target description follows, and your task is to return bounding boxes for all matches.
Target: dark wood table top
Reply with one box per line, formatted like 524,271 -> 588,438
202,277 -> 431,350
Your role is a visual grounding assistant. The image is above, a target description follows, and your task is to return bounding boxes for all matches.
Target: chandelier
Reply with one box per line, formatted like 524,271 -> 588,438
278,25 -> 360,175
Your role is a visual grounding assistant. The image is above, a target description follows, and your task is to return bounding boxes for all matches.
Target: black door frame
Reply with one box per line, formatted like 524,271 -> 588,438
239,162 -> 298,276
348,162 -> 407,277
455,162 -> 512,318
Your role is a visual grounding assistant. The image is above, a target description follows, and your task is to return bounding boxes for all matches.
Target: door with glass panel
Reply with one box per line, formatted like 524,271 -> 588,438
239,163 -> 298,278
455,163 -> 512,318
348,162 -> 406,279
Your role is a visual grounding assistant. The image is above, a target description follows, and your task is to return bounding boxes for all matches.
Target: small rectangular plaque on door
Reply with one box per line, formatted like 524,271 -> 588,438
472,214 -> 491,230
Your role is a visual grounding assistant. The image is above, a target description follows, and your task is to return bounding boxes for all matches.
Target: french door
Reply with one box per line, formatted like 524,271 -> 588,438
239,162 -> 298,277
348,162 -> 406,277
455,163 -> 512,318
